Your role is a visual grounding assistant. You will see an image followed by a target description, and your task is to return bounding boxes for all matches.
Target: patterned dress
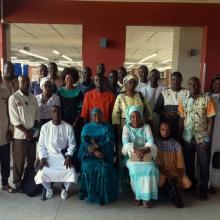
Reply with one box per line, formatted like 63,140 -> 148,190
112,92 -> 153,128
122,123 -> 159,201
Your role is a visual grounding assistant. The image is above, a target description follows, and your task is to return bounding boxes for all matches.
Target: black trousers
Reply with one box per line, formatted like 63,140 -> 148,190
183,138 -> 211,195
0,143 -> 11,186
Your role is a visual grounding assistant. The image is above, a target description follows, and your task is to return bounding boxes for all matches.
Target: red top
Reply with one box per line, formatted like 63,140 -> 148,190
81,89 -> 115,123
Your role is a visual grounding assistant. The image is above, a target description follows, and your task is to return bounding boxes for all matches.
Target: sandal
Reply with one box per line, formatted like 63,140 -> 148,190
143,201 -> 152,208
2,185 -> 16,193
134,199 -> 142,206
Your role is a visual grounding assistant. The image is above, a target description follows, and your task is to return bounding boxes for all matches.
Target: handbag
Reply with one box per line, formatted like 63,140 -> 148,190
21,168 -> 42,197
212,152 -> 220,169
130,152 -> 152,162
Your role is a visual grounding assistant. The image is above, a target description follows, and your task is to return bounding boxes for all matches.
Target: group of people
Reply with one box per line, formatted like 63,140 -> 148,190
0,60 -> 220,209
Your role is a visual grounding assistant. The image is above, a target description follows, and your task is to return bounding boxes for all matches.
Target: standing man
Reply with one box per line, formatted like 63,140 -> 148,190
117,66 -> 127,93
96,63 -> 110,91
140,69 -> 165,135
2,61 -> 19,94
9,75 -> 40,192
81,74 -> 115,123
0,86 -> 15,193
78,67 -> 94,95
154,71 -> 189,138
178,77 -> 216,200
140,69 -> 165,110
108,70 -> 120,95
48,62 -> 63,92
30,64 -> 48,96
136,65 -> 149,92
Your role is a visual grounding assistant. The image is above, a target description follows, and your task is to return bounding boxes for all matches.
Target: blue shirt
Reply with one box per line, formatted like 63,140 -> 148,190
30,80 -> 42,96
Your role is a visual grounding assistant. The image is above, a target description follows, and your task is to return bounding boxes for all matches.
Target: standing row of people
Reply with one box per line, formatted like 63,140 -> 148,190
0,61 -> 219,208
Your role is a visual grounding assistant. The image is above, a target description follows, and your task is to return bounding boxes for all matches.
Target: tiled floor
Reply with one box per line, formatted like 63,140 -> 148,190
0,183 -> 219,220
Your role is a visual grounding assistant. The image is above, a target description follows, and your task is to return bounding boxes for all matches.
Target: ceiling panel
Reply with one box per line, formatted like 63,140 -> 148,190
10,23 -> 83,68
125,26 -> 174,70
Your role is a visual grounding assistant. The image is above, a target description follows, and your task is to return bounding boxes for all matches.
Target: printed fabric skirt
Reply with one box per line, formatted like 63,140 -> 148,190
126,160 -> 159,201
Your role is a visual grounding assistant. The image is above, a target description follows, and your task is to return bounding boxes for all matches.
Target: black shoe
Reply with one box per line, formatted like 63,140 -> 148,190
199,194 -> 208,201
15,187 -> 23,193
99,202 -> 105,206
209,187 -> 217,194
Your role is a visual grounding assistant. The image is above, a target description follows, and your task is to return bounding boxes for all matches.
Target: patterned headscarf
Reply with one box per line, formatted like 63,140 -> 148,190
123,74 -> 138,85
126,105 -> 143,125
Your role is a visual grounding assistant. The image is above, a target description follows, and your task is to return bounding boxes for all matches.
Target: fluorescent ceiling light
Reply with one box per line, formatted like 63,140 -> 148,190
11,56 -> 18,60
12,59 -> 30,63
19,50 -> 49,61
138,53 -> 157,64
125,62 -> 135,65
62,55 -> 73,62
59,60 -> 74,63
162,59 -> 172,64
52,49 -> 60,55
125,62 -> 152,65
58,62 -> 70,67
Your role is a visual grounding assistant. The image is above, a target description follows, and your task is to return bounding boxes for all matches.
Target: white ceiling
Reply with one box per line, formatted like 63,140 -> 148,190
10,23 -> 82,68
9,2 -> 212,72
10,23 -> 174,71
125,26 -> 174,70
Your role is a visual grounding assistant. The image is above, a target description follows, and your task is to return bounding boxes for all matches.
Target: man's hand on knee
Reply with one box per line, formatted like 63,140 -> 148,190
64,155 -> 72,169
38,158 -> 49,170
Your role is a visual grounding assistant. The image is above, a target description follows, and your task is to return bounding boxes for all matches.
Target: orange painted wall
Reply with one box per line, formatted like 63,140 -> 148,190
4,0 -> 220,89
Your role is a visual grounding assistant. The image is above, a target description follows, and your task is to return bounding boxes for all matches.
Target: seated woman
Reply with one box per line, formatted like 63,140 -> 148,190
78,108 -> 118,205
156,121 -> 191,208
36,77 -> 60,126
122,106 -> 158,208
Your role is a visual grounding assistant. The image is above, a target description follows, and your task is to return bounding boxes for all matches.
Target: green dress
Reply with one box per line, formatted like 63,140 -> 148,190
78,122 -> 118,204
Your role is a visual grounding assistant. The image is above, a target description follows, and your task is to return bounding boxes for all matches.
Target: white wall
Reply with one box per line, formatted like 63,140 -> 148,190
172,27 -> 203,87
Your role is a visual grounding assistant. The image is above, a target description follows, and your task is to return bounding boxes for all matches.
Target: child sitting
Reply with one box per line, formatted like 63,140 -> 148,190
156,121 -> 191,208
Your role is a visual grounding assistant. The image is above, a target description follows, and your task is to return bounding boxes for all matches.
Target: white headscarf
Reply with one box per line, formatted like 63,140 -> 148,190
40,77 -> 50,90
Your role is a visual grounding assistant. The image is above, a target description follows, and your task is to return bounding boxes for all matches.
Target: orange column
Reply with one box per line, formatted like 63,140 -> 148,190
0,23 -> 7,71
201,25 -> 220,91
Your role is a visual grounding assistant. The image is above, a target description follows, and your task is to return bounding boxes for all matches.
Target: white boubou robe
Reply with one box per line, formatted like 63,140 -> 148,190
35,120 -> 78,184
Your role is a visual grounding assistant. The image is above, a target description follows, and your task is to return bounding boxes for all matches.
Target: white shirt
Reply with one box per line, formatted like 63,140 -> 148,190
136,81 -> 149,92
8,89 -> 40,139
37,120 -> 76,160
0,87 -> 10,145
36,93 -> 60,120
140,84 -> 165,109
162,88 -> 189,106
